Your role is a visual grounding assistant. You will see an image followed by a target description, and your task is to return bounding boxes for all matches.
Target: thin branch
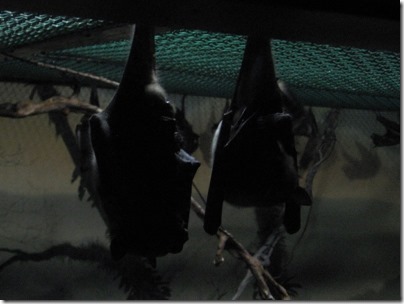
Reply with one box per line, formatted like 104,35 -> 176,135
233,228 -> 284,300
1,52 -> 120,88
190,197 -> 290,300
304,109 -> 340,197
0,96 -> 102,118
214,231 -> 228,265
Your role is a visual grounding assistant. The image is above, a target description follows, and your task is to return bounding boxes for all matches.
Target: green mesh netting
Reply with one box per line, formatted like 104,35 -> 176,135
0,10 -> 400,110
0,10 -> 109,48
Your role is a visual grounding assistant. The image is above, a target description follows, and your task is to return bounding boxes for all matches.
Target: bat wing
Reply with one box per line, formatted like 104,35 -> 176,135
204,110 -> 233,235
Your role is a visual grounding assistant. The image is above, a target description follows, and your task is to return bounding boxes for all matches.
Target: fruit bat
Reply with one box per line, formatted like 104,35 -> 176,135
78,24 -> 200,260
204,35 -> 311,236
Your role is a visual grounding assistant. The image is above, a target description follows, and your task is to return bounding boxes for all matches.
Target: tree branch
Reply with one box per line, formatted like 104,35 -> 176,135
0,96 -> 102,118
190,197 -> 290,300
1,52 -> 120,88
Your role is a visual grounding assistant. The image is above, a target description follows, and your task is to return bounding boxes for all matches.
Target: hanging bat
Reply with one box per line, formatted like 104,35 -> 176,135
77,24 -> 200,261
204,35 -> 311,236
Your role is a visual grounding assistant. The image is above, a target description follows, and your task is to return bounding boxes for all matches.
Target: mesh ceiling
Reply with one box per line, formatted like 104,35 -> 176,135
0,10 -> 400,110
0,11 -> 109,48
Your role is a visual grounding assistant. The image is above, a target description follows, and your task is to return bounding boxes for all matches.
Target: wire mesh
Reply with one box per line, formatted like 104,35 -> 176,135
0,10 -> 400,110
0,10 -> 108,48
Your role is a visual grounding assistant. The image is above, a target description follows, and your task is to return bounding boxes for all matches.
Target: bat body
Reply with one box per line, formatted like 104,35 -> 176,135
210,113 -> 298,207
204,36 -> 311,236
78,25 -> 200,260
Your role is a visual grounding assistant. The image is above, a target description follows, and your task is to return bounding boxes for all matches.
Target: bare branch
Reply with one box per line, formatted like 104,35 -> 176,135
190,197 -> 290,300
0,96 -> 102,118
1,52 -> 120,88
214,230 -> 228,265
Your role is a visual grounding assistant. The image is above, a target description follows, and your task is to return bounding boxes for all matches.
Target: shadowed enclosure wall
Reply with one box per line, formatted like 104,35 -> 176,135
0,82 -> 400,300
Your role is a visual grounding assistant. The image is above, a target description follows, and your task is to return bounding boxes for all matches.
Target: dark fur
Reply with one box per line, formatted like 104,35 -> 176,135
204,36 -> 311,236
80,25 -> 200,260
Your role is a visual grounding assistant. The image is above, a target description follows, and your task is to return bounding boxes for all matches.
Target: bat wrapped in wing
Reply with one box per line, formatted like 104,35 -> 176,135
78,25 -> 200,260
204,35 -> 311,236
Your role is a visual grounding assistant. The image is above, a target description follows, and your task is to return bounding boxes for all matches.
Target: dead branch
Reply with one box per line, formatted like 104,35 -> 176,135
0,96 -> 102,118
190,197 -> 290,300
1,52 -> 120,88
214,230 -> 228,265
304,109 -> 340,197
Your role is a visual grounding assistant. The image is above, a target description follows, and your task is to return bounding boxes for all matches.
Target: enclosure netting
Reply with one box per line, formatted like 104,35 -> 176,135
0,10 -> 400,111
0,9 -> 400,301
